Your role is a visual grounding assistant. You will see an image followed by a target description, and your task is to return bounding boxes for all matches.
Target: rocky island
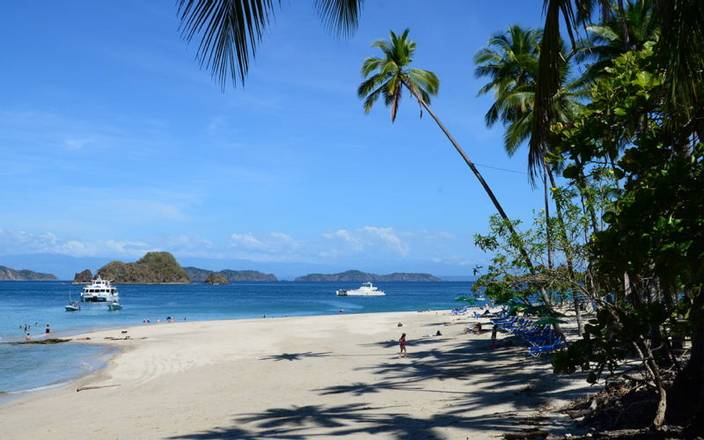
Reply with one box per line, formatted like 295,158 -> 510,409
205,273 -> 229,284
0,265 -> 57,281
184,267 -> 277,283
72,269 -> 93,284
294,270 -> 441,282
93,252 -> 190,284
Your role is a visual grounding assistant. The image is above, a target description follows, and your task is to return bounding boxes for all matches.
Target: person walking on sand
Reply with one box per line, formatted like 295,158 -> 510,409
399,333 -> 407,358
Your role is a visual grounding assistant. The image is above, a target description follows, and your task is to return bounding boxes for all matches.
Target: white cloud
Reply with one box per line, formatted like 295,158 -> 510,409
0,229 -> 154,257
323,226 -> 409,256
231,233 -> 267,250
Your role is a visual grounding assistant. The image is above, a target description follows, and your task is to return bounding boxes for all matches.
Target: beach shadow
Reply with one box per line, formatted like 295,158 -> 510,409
172,337 -> 591,439
259,352 -> 332,362
167,426 -> 260,439
170,404 -> 555,439
355,337 -> 590,412
364,337 -> 449,349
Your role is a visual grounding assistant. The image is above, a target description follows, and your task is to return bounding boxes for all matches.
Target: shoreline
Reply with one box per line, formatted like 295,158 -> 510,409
1,309 -> 593,439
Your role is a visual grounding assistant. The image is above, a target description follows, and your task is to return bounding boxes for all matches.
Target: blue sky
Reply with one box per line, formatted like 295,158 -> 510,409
0,1 -> 547,279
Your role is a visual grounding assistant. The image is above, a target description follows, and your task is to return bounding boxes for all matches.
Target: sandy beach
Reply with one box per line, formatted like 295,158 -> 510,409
1,311 -> 592,439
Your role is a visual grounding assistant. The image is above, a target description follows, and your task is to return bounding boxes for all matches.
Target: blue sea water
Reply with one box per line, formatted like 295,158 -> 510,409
0,280 -> 474,397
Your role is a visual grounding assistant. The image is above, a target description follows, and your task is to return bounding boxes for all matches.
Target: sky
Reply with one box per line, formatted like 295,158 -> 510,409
0,1 -> 548,279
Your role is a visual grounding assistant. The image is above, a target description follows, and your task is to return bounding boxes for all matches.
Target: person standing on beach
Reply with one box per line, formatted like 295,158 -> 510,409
45,324 -> 50,335
399,333 -> 407,358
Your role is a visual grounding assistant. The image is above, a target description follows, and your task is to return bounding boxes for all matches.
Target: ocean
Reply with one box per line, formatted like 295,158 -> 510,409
0,280 -> 475,398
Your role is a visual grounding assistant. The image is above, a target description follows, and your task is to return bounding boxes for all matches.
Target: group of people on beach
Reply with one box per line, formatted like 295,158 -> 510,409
141,316 -> 187,324
19,322 -> 51,340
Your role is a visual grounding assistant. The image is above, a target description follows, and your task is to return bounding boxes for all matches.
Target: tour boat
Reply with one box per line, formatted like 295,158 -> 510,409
81,276 -> 119,303
336,282 -> 385,297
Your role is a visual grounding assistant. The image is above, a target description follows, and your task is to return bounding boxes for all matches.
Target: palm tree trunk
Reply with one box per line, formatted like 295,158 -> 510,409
402,81 -> 557,315
543,172 -> 553,270
547,169 -> 583,335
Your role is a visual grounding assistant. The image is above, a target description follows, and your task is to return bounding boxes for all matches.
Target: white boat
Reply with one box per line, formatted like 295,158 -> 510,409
65,301 -> 81,312
81,276 -> 119,303
107,301 -> 122,311
336,282 -> 385,297
65,291 -> 80,311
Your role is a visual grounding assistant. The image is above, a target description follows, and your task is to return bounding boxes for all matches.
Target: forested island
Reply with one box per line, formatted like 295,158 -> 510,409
0,265 -> 57,281
184,267 -> 277,283
71,253 -> 278,283
71,252 -> 190,284
294,270 -> 440,282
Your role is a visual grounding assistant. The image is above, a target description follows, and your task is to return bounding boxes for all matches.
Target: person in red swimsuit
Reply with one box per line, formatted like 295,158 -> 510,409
399,333 -> 407,358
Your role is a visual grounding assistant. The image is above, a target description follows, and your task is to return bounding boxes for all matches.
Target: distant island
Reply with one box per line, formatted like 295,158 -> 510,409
0,265 -> 57,281
73,269 -> 93,284
72,254 -> 279,284
204,273 -> 229,284
294,270 -> 441,282
74,252 -> 191,284
184,267 -> 277,283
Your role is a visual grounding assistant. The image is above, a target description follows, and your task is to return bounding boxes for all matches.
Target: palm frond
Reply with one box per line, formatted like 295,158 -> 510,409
177,0 -> 277,89
314,0 -> 363,37
654,0 -> 704,126
178,0 -> 363,89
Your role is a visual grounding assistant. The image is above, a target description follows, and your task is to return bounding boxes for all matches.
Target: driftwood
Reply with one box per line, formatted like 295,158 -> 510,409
76,384 -> 120,392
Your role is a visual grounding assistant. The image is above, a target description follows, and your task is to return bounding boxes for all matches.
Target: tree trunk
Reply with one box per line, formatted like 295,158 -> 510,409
616,0 -> 630,50
574,158 -> 599,233
668,289 -> 704,429
403,82 -> 558,323
547,169 -> 582,334
543,172 -> 553,270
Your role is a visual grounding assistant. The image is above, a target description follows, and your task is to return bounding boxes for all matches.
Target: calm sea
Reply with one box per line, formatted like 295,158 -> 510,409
0,280 -> 474,397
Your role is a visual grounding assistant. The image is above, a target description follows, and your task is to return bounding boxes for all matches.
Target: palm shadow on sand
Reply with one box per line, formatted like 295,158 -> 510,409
259,352 -> 332,362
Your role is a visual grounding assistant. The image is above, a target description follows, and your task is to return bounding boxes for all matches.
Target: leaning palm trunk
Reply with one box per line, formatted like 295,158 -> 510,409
547,169 -> 583,335
401,79 -> 558,324
543,172 -> 554,271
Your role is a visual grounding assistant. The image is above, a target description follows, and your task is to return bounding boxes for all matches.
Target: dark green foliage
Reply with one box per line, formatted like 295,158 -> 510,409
97,251 -> 191,284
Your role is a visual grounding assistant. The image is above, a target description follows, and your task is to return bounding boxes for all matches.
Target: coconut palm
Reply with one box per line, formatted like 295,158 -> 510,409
357,29 -> 439,122
358,29 -> 555,304
576,0 -> 657,81
475,25 -> 584,330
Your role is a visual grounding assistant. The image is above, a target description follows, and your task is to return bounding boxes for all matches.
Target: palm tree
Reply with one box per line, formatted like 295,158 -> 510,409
474,25 -> 584,332
358,29 -> 557,311
473,25 -> 541,143
576,0 -> 657,81
358,30 -> 439,122
533,0 -> 703,157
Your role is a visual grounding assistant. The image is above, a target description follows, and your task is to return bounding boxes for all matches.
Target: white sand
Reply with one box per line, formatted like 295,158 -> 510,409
0,311 -> 592,439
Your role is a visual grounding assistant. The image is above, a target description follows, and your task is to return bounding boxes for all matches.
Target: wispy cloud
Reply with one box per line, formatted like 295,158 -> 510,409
0,229 -> 154,258
0,226 -> 476,273
323,226 -> 409,256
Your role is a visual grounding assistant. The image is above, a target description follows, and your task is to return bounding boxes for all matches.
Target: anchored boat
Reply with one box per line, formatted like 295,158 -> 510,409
81,276 -> 119,303
65,301 -> 81,312
107,301 -> 122,311
336,282 -> 385,297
